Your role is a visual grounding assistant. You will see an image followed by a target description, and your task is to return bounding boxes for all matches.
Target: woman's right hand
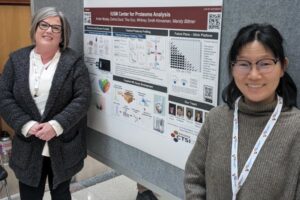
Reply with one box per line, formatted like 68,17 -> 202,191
28,123 -> 42,136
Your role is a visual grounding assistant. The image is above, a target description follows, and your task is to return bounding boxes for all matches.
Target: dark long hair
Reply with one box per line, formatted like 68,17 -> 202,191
222,23 -> 297,109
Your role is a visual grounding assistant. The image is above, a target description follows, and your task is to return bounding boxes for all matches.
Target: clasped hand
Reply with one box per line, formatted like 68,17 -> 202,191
28,122 -> 56,141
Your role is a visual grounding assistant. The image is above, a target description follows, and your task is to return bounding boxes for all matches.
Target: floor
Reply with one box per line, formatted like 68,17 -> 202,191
45,175 -> 138,200
0,156 -> 136,200
0,156 -> 170,200
0,175 -> 139,200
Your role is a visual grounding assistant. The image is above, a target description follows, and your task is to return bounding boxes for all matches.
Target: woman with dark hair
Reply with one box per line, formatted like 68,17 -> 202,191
184,23 -> 300,200
0,7 -> 90,200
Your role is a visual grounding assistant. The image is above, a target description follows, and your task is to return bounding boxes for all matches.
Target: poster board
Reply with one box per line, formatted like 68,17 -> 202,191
84,0 -> 223,169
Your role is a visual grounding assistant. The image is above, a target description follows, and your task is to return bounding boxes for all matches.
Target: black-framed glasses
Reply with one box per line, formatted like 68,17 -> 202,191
38,21 -> 62,33
231,58 -> 279,75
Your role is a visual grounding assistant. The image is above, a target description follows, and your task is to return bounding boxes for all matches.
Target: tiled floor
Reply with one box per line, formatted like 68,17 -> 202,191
69,175 -> 137,200
0,156 -> 171,200
0,156 -> 112,200
1,172 -> 173,200
1,175 -> 138,200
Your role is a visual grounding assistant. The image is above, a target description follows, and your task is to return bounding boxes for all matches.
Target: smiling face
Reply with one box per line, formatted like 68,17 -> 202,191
232,40 -> 286,105
35,16 -> 62,53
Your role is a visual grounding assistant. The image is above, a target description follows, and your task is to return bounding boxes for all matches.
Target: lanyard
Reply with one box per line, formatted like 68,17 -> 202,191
231,95 -> 283,200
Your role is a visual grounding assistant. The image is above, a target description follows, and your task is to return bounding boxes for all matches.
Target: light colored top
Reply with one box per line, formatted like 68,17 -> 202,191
21,49 -> 63,157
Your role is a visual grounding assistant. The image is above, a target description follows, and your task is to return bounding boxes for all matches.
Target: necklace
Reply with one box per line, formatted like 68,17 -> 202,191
231,95 -> 283,200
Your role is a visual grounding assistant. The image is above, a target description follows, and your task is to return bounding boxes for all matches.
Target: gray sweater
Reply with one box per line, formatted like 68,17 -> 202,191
0,46 -> 91,188
184,98 -> 300,200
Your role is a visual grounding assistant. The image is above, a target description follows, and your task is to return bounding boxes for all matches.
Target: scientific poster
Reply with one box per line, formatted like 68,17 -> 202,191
84,0 -> 223,168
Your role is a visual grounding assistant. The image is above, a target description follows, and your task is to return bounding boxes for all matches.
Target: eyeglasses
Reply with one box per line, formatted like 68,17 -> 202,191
231,58 -> 279,75
38,21 -> 62,33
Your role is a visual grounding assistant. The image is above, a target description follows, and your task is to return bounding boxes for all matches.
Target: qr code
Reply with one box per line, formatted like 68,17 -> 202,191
204,85 -> 213,103
208,13 -> 221,30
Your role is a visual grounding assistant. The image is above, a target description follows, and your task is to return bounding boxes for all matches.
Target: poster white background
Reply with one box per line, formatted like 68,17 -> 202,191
84,0 -> 223,168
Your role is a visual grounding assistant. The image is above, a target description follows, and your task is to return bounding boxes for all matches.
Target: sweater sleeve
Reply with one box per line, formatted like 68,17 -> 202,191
52,57 -> 91,132
184,118 -> 210,200
0,56 -> 32,134
295,171 -> 300,199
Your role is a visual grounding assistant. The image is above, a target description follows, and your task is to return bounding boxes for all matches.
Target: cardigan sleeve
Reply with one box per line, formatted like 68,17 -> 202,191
0,56 -> 33,134
184,117 -> 210,200
295,176 -> 300,199
51,56 -> 91,132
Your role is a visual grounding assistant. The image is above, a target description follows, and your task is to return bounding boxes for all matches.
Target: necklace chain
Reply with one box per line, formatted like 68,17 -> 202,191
31,51 -> 58,97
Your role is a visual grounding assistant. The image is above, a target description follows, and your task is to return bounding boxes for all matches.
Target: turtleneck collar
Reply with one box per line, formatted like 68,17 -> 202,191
238,96 -> 282,116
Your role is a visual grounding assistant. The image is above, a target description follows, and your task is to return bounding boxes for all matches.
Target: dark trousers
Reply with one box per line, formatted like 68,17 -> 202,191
19,157 -> 71,200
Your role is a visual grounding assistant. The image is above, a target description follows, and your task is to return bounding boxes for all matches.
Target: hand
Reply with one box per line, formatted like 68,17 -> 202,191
34,122 -> 57,141
28,123 -> 42,136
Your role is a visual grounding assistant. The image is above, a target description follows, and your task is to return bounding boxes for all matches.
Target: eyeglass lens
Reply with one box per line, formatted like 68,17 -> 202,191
232,58 -> 278,74
39,21 -> 62,33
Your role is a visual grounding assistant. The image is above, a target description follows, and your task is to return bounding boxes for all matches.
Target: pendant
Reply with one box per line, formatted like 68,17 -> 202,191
34,88 -> 38,97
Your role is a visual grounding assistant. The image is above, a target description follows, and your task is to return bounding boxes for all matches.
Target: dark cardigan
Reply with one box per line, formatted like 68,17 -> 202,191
0,45 -> 91,188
